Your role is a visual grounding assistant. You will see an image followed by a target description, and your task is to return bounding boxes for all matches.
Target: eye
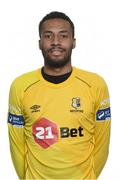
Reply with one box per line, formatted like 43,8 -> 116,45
59,33 -> 69,39
62,35 -> 68,38
43,33 -> 52,39
45,34 -> 52,38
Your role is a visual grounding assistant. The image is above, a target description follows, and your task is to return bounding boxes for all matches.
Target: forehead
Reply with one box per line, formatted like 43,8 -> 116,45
41,18 -> 71,33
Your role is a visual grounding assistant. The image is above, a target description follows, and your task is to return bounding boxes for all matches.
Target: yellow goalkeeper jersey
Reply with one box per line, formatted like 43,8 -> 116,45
8,67 -> 111,180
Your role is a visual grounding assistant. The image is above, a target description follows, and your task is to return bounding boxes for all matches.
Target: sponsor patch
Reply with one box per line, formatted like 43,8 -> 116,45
32,118 -> 58,149
8,112 -> 25,127
100,98 -> 110,106
96,107 -> 111,121
32,117 -> 84,149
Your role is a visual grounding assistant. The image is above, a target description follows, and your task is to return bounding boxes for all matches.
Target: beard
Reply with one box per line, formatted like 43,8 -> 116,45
41,48 -> 72,68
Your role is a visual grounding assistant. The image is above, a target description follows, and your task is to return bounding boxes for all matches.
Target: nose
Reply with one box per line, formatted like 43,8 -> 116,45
51,35 -> 60,45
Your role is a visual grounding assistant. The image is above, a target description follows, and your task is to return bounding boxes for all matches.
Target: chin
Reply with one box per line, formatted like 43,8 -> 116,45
45,59 -> 70,68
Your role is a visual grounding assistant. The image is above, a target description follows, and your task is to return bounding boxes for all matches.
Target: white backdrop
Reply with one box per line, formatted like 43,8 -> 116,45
0,0 -> 118,179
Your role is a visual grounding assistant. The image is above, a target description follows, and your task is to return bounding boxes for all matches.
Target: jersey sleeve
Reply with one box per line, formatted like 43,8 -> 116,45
8,81 -> 25,179
94,77 -> 111,178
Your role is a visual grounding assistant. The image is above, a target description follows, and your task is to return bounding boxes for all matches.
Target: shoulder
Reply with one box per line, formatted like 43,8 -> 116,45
10,69 -> 40,92
74,67 -> 107,89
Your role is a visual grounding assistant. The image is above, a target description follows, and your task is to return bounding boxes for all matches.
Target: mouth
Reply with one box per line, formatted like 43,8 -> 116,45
48,48 -> 65,56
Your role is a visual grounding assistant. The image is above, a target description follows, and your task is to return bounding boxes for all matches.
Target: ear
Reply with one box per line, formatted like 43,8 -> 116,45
38,39 -> 42,50
73,38 -> 76,49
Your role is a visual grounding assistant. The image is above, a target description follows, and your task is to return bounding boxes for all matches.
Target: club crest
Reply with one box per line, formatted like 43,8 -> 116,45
72,97 -> 80,109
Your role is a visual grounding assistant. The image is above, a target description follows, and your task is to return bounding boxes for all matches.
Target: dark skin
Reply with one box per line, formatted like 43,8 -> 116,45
39,18 -> 76,76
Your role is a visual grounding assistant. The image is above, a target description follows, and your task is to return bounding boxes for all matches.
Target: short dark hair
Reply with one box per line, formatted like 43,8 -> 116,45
39,11 -> 75,38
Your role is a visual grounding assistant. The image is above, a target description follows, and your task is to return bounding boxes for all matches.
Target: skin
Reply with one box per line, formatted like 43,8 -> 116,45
39,18 -> 76,76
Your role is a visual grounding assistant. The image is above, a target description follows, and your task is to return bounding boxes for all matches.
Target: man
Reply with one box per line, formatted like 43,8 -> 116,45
8,11 -> 111,179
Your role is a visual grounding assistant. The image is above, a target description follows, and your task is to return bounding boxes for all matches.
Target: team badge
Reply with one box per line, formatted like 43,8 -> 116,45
70,97 -> 83,112
72,97 -> 80,109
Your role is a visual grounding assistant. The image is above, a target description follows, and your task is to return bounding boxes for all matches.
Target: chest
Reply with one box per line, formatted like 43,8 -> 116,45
22,84 -> 95,127
22,84 -> 96,149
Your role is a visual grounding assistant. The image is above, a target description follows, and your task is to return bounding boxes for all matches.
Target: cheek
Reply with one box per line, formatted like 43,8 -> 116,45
39,41 -> 42,50
40,40 -> 50,50
63,40 -> 74,48
65,43 -> 74,51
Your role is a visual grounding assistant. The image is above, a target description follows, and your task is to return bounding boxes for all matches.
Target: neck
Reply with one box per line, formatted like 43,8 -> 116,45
43,63 -> 72,76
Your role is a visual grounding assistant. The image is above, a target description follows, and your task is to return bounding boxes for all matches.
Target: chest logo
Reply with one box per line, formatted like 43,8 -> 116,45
32,118 -> 84,149
30,105 -> 40,113
72,97 -> 80,109
70,97 -> 83,113
32,118 -> 58,149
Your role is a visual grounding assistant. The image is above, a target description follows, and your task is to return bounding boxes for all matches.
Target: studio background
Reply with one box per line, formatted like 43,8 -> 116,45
0,0 -> 118,179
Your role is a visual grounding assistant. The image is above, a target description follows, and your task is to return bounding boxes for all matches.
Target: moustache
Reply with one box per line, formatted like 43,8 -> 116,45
48,47 -> 65,52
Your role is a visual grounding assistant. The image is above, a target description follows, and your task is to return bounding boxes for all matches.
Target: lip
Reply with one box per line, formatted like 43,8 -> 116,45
48,48 -> 65,55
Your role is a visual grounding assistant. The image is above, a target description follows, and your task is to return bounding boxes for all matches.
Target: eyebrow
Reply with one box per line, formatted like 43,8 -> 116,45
43,30 -> 70,34
43,31 -> 52,34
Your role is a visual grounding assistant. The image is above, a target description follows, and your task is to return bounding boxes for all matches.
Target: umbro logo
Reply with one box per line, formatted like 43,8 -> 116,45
30,105 -> 41,113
